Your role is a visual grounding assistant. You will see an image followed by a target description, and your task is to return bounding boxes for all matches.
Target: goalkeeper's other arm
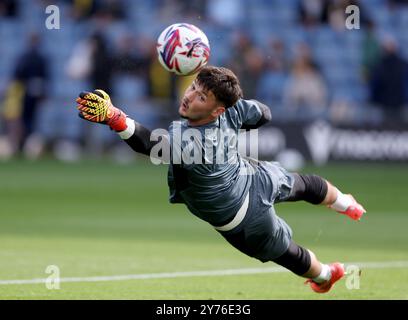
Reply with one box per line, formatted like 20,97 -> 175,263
240,100 -> 272,130
76,89 -> 157,156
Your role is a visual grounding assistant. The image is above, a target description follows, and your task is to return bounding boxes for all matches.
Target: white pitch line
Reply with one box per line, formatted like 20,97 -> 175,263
0,261 -> 407,285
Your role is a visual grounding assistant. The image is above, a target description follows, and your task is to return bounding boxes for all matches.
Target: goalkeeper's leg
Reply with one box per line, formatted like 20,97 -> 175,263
286,173 -> 366,221
272,241 -> 345,294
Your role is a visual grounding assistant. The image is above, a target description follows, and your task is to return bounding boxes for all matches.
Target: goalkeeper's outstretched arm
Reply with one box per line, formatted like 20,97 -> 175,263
115,118 -> 161,156
76,89 -> 160,157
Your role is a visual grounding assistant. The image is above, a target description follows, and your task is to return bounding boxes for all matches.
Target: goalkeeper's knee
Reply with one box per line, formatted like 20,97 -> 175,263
287,174 -> 328,204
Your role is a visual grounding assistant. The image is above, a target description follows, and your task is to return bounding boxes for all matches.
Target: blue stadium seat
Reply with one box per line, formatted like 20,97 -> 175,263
0,19 -> 23,38
281,26 -> 309,48
53,79 -> 90,99
371,8 -> 391,27
395,7 -> 408,28
256,71 -> 287,107
112,75 -> 147,101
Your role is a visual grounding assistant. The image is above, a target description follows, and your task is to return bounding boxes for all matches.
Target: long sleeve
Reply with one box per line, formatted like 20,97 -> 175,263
228,99 -> 272,130
117,118 -> 156,156
240,100 -> 272,130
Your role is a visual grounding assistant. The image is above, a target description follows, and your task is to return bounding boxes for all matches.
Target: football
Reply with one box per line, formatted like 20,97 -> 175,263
156,23 -> 210,76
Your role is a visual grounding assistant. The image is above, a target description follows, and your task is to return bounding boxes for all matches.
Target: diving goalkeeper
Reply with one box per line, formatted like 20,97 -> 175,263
76,66 -> 366,293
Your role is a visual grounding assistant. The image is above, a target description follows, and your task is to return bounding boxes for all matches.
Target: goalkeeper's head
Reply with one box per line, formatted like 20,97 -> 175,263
179,66 -> 243,126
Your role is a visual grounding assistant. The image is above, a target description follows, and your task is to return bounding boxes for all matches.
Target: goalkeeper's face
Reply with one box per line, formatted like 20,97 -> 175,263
179,81 -> 226,126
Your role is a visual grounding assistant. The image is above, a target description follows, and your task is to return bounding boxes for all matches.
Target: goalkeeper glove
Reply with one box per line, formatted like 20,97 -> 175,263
76,89 -> 127,132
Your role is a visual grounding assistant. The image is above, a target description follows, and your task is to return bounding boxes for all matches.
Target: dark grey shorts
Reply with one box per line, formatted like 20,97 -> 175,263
217,160 -> 295,262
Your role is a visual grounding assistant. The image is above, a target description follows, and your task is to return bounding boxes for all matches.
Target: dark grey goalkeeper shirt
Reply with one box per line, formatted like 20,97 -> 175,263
121,98 -> 271,226
167,99 -> 265,226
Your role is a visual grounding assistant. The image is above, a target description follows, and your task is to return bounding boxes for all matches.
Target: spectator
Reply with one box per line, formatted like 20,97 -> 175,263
227,31 -> 265,98
257,38 -> 289,110
113,33 -> 150,77
283,43 -> 328,118
369,35 -> 408,123
0,0 -> 18,17
66,0 -> 99,21
143,37 -> 173,99
265,38 -> 290,72
361,20 -> 381,82
99,0 -> 126,21
66,32 -> 114,92
298,0 -> 369,30
298,0 -> 330,27
1,32 -> 48,158
177,0 -> 207,20
67,0 -> 126,21
89,33 -> 115,92
388,0 -> 408,7
65,32 -> 115,157
112,33 -> 151,110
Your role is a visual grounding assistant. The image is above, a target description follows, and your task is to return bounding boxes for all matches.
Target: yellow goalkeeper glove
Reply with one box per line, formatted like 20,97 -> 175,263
76,89 -> 127,132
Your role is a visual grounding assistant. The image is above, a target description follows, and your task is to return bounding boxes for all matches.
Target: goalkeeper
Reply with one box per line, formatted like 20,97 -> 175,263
76,66 -> 366,293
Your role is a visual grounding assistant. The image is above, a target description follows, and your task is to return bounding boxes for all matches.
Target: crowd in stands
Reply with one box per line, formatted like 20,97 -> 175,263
1,0 -> 408,160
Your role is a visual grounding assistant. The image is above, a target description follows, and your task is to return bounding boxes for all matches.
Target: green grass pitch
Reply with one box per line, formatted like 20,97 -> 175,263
0,159 -> 407,299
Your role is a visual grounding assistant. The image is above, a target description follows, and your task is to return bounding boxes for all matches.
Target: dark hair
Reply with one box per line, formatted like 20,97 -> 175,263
196,66 -> 243,108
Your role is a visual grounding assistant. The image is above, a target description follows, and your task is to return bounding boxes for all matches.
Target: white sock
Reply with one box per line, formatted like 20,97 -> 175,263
330,188 -> 353,212
313,263 -> 332,283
